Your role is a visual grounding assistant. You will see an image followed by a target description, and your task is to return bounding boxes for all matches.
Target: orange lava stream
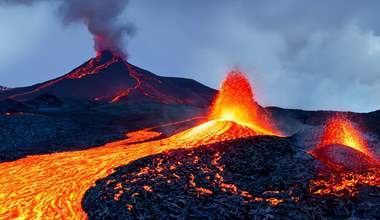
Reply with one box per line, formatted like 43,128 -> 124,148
318,116 -> 373,158
110,63 -> 141,103
110,62 -> 179,104
0,119 -> 274,219
0,70 -> 281,219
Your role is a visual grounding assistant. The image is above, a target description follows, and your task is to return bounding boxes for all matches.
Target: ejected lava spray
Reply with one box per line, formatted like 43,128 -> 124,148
310,115 -> 379,171
209,71 -> 280,136
317,115 -> 375,159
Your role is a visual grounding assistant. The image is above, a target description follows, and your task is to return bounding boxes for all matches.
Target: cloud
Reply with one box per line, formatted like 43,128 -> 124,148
2,0 -> 380,112
126,0 -> 380,112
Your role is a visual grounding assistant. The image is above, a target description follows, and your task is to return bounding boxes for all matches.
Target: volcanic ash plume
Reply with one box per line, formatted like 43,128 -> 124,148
1,0 -> 134,57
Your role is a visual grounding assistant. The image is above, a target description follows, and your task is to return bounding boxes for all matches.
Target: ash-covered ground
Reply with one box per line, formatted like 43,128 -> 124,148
82,136 -> 380,219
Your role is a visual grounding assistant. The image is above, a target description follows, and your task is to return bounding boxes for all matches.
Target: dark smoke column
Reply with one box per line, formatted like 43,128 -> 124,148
59,0 -> 134,58
1,0 -> 134,58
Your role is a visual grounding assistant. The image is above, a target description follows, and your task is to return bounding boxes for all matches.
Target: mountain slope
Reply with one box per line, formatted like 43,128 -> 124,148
0,86 -> 9,91
0,51 -> 215,107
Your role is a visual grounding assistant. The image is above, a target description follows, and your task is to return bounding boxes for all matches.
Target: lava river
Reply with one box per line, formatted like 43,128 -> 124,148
0,71 -> 280,219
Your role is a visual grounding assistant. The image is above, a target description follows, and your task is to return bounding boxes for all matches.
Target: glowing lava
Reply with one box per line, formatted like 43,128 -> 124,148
318,116 -> 373,158
0,71 -> 281,219
208,71 -> 280,136
310,168 -> 380,197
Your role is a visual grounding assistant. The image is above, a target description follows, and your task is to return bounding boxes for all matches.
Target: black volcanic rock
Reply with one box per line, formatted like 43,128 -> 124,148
0,98 -> 33,113
0,52 -> 216,107
310,144 -> 379,171
26,94 -> 64,108
82,137 -> 319,219
83,137 -> 380,220
0,94 -> 63,113
0,102 -> 207,162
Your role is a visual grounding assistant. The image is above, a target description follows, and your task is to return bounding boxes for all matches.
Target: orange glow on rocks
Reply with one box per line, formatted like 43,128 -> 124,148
310,168 -> 380,197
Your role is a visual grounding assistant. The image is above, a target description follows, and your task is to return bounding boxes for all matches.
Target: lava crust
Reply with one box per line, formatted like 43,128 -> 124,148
83,136 -> 380,219
82,136 -> 316,219
310,144 -> 379,171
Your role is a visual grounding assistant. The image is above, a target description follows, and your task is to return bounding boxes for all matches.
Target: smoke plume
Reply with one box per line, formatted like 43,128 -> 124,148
1,0 -> 134,57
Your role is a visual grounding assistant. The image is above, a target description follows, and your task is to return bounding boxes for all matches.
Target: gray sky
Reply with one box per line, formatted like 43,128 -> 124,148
1,0 -> 380,112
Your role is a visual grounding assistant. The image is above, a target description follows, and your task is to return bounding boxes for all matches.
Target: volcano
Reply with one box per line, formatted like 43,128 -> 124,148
310,116 -> 379,171
163,71 -> 281,146
0,51 -> 215,107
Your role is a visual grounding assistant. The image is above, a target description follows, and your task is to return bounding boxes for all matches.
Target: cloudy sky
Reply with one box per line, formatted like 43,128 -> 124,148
1,0 -> 380,112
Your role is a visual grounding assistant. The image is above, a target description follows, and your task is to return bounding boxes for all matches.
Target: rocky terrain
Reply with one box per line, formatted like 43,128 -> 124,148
2,96 -> 380,163
82,136 -> 380,219
0,100 -> 207,162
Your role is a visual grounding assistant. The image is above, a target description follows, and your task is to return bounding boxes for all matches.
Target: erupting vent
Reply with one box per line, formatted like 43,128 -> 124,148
206,71 -> 280,136
318,117 -> 370,156
153,71 -> 282,146
311,116 -> 378,171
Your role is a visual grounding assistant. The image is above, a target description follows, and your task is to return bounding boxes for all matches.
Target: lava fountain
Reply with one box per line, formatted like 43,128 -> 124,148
311,116 -> 378,171
0,70 -> 281,219
309,116 -> 380,197
318,117 -> 370,155
141,70 -> 282,147
207,71 -> 280,137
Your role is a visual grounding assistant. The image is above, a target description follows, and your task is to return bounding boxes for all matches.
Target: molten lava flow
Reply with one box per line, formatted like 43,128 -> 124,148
109,61 -> 178,104
0,71 -> 282,219
318,116 -> 373,158
0,119 -> 269,219
309,168 -> 380,197
66,55 -> 119,79
208,71 -> 280,136
110,63 -> 142,103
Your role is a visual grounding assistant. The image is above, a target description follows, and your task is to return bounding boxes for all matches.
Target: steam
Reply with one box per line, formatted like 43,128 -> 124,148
1,0 -> 134,57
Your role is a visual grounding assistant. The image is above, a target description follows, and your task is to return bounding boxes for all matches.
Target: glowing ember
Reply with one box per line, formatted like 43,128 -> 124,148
309,168 -> 380,197
318,116 -> 373,158
209,71 -> 280,136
